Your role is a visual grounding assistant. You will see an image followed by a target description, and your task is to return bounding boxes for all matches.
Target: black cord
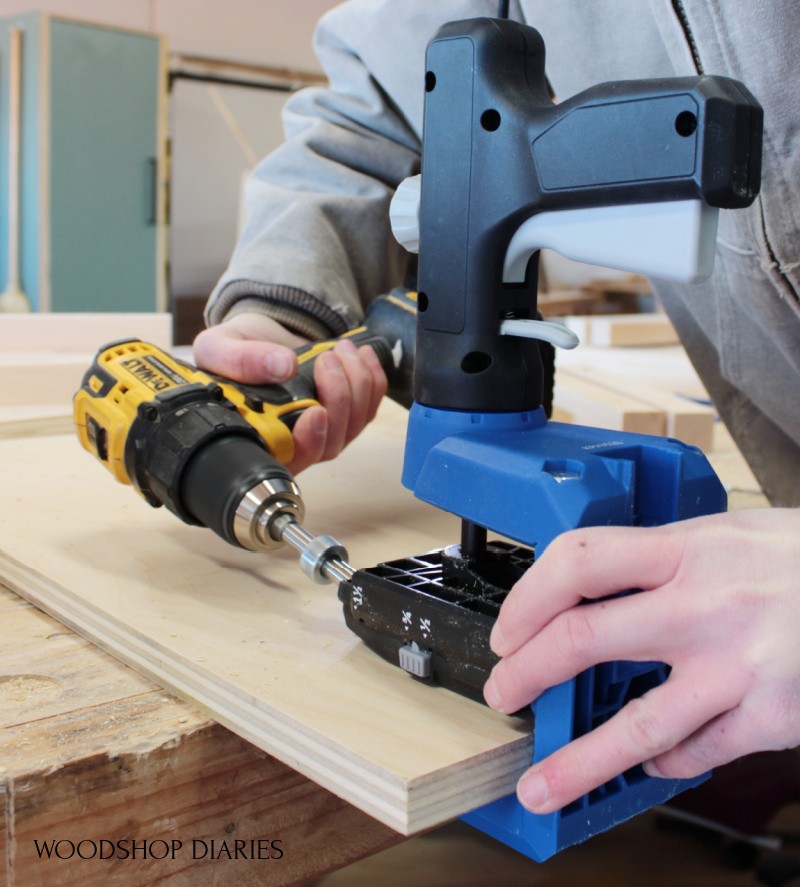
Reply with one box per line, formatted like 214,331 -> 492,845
497,0 -> 510,19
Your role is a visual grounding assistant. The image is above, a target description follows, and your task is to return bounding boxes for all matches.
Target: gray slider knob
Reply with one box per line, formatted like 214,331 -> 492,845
389,174 -> 421,254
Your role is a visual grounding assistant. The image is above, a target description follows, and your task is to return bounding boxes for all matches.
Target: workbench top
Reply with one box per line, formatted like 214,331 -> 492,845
1,585 -> 402,886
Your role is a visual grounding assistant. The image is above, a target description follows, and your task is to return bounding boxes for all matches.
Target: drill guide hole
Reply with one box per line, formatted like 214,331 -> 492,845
480,109 -> 501,131
675,110 -> 697,137
461,351 -> 492,374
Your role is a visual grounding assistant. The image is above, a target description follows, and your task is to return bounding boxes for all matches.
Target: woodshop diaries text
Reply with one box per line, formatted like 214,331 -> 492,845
32,838 -> 284,861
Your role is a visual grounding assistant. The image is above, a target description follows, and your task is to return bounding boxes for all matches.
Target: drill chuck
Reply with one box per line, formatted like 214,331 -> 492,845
184,437 -> 353,583
232,474 -> 304,550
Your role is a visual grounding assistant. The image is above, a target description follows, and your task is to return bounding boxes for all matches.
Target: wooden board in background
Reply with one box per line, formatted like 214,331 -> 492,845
558,366 -> 715,452
0,312 -> 172,352
555,343 -> 709,401
553,373 -> 665,436
0,353 -> 91,406
0,401 -> 531,836
0,313 -> 173,414
564,313 -> 678,347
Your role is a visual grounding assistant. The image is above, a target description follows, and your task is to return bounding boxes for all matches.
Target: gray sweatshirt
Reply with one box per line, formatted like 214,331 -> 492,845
206,0 -> 800,506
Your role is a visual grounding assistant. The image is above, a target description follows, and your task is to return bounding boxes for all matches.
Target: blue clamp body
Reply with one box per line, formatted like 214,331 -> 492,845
402,403 -> 726,860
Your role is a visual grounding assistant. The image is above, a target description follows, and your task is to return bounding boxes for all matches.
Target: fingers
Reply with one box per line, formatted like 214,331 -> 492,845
286,406 -> 329,475
515,663 -> 743,813
485,590 -> 689,715
490,524 -> 686,659
315,340 -> 387,457
358,342 -> 390,424
313,349 -> 351,459
194,317 -> 389,471
482,510 -> 800,814
290,341 -> 388,471
644,705 -> 758,780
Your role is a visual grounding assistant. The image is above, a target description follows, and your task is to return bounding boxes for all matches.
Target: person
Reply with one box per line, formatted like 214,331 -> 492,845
195,0 -> 800,818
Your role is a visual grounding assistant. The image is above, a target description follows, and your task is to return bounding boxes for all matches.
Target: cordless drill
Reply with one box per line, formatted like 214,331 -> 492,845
73,289 -> 416,583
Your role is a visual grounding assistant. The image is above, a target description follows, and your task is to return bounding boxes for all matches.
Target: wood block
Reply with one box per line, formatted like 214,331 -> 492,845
1,602 -> 160,731
8,724 -> 401,886
581,274 -> 652,297
558,366 -> 716,452
556,344 -> 708,401
0,401 -> 532,836
553,373 -> 666,436
0,353 -> 91,407
0,785 -> 7,887
0,312 -> 172,353
536,289 -> 604,317
564,313 -> 678,347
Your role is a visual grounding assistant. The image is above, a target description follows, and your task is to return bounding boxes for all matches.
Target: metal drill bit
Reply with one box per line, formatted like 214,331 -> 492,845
272,513 -> 355,585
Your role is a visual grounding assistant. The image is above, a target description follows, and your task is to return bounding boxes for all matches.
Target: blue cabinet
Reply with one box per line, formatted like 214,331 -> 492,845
0,14 -> 166,312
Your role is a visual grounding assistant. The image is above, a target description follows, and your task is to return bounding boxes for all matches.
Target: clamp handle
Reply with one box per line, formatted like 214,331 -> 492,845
410,17 -> 762,414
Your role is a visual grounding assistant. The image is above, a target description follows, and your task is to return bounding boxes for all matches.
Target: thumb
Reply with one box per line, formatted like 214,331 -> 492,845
194,327 -> 298,384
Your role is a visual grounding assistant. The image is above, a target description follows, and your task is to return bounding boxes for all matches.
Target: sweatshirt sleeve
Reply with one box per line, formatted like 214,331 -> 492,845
204,2 -> 421,336
205,0 -> 499,336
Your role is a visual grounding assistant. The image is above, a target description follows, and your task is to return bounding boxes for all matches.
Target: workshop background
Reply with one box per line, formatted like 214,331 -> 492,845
1,3 -> 798,886
0,0 -> 337,330
0,0 -> 628,337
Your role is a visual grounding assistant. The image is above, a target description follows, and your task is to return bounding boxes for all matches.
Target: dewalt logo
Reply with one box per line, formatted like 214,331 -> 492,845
121,356 -> 184,393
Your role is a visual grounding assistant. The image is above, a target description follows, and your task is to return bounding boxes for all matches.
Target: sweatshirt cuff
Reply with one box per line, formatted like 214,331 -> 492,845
205,280 -> 351,340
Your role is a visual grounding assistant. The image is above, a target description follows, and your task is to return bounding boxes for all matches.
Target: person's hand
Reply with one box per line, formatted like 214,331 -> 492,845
193,313 -> 387,474
483,508 -> 800,815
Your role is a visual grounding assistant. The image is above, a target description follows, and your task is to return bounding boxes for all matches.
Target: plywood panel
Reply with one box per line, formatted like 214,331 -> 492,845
0,401 -> 532,835
556,343 -> 709,402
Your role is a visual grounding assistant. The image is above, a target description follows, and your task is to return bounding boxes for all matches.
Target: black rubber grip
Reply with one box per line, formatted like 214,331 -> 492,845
180,434 -> 293,547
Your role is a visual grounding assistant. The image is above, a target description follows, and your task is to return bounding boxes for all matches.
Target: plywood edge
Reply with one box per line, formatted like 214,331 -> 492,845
0,551 -> 530,836
0,404 -> 72,439
403,739 -> 532,831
